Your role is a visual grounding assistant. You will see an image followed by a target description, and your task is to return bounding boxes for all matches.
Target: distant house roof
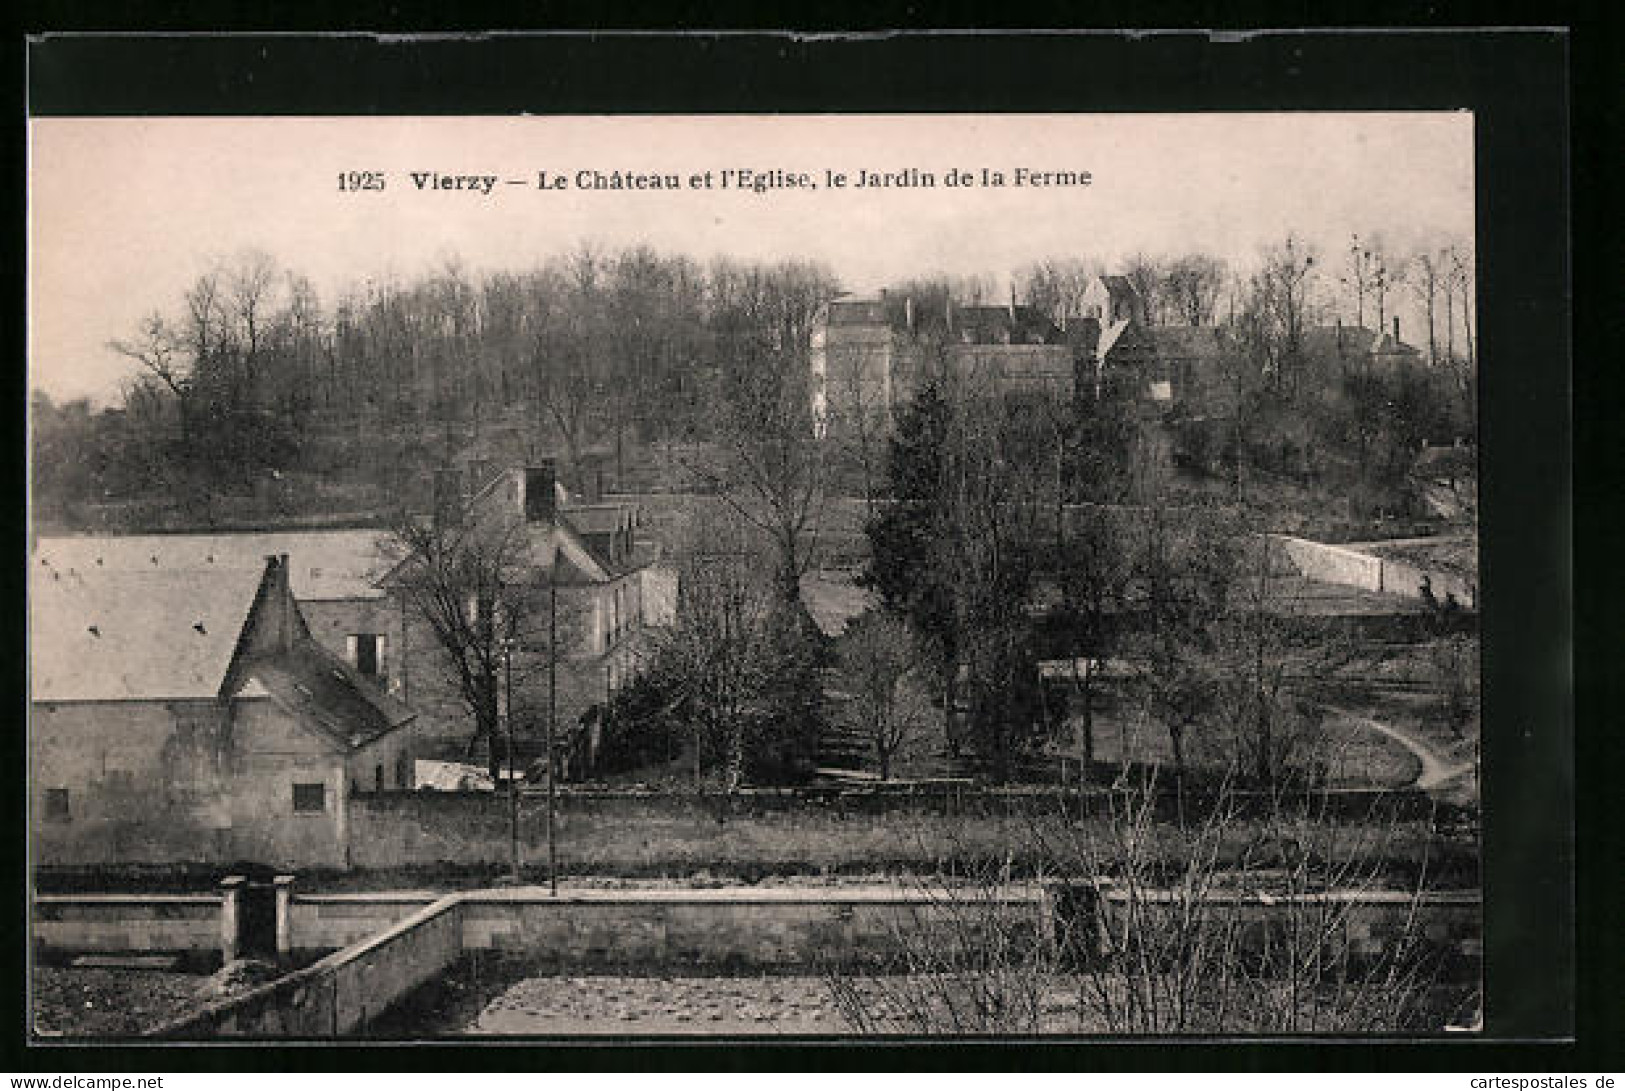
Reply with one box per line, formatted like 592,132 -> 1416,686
1147,325 -> 1234,361
33,531 -> 399,602
826,294 -> 896,327
244,641 -> 414,750
1368,331 -> 1422,357
1097,274 -> 1137,298
30,565 -> 267,702
1302,325 -> 1378,364
951,304 -> 1064,345
1301,325 -> 1419,367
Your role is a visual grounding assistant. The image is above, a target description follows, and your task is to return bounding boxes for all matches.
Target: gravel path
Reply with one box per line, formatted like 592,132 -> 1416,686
1326,707 -> 1476,792
465,974 -> 856,1035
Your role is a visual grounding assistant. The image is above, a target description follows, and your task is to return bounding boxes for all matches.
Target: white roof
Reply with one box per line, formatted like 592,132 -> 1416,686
30,564 -> 268,702
33,531 -> 401,602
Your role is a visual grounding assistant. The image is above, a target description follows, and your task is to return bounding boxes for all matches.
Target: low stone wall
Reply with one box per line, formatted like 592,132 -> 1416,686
456,886 -> 1050,972
155,894 -> 464,1038
285,892 -> 438,956
1095,887 -> 1481,983
1276,536 -> 1387,593
1272,535 -> 1477,608
33,893 -> 222,955
151,882 -> 1481,1037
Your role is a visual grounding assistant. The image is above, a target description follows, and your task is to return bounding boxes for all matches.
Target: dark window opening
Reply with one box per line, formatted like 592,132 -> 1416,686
354,634 -> 380,677
375,763 -> 384,792
43,788 -> 70,822
292,782 -> 326,813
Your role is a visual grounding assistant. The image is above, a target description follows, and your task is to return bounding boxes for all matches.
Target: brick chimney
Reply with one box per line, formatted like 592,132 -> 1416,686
263,553 -> 295,652
524,462 -> 557,524
432,468 -> 463,528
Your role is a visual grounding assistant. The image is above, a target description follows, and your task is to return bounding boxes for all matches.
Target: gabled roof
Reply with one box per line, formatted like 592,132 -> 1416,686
33,531 -> 399,602
243,641 -> 414,751
1097,319 -> 1139,359
31,565 -> 267,702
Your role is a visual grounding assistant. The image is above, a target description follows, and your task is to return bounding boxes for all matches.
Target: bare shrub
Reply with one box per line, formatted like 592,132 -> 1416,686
825,771 -> 1477,1035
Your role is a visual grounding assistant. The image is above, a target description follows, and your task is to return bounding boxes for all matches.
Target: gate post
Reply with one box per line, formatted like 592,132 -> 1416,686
274,875 -> 296,958
219,875 -> 245,964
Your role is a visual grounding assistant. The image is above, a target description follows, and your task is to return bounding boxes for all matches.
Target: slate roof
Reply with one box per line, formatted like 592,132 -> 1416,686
1147,325 -> 1234,360
33,531 -> 400,602
951,304 -> 1064,345
30,564 -> 266,702
243,641 -> 414,750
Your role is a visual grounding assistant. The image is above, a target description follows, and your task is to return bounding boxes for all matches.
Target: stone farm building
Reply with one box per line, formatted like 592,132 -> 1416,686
30,554 -> 422,869
32,461 -> 655,784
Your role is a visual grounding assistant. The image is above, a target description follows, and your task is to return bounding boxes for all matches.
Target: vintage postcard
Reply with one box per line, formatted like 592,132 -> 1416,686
28,104 -> 1492,1041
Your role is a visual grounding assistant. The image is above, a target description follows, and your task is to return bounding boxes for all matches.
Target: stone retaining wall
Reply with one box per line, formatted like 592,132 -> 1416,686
149,883 -> 1481,1037
32,893 -> 223,955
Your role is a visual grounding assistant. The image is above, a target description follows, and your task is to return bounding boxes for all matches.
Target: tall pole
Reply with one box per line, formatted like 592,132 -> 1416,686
502,640 -> 519,883
547,577 -> 559,897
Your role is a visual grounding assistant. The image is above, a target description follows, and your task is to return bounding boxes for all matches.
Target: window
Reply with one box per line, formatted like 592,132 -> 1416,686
374,763 -> 385,793
292,782 -> 326,813
397,751 -> 411,789
346,633 -> 387,680
43,788 -> 70,822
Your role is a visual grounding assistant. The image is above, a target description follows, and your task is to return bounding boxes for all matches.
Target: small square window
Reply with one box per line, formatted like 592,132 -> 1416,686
292,782 -> 326,813
43,788 -> 70,822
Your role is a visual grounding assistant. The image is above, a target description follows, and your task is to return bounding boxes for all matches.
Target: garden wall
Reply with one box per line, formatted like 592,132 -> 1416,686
1272,535 -> 1477,608
33,893 -> 222,955
345,786 -> 1459,875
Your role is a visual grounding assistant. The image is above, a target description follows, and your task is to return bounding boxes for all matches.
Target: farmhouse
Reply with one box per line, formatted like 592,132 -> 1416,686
30,554 -> 421,869
32,460 -> 656,771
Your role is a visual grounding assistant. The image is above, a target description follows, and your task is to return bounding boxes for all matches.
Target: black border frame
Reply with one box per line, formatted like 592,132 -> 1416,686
13,28 -> 1585,1072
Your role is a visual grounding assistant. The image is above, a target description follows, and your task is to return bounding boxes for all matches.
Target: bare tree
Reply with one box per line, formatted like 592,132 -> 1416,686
1240,234 -> 1318,394
1446,242 -> 1475,366
1408,249 -> 1444,365
1161,254 -> 1227,326
388,507 -> 551,779
655,528 -> 779,793
700,258 -> 839,606
1019,257 -> 1100,330
1123,254 -> 1166,326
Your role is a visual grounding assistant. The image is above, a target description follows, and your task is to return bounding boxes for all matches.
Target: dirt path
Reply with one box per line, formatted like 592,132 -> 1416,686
1326,707 -> 1475,791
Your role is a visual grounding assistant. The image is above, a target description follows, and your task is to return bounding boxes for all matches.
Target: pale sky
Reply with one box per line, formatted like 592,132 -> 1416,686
29,113 -> 1474,406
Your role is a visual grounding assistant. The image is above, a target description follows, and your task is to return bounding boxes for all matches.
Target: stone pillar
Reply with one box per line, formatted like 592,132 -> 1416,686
274,875 -> 295,958
219,875 -> 245,964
